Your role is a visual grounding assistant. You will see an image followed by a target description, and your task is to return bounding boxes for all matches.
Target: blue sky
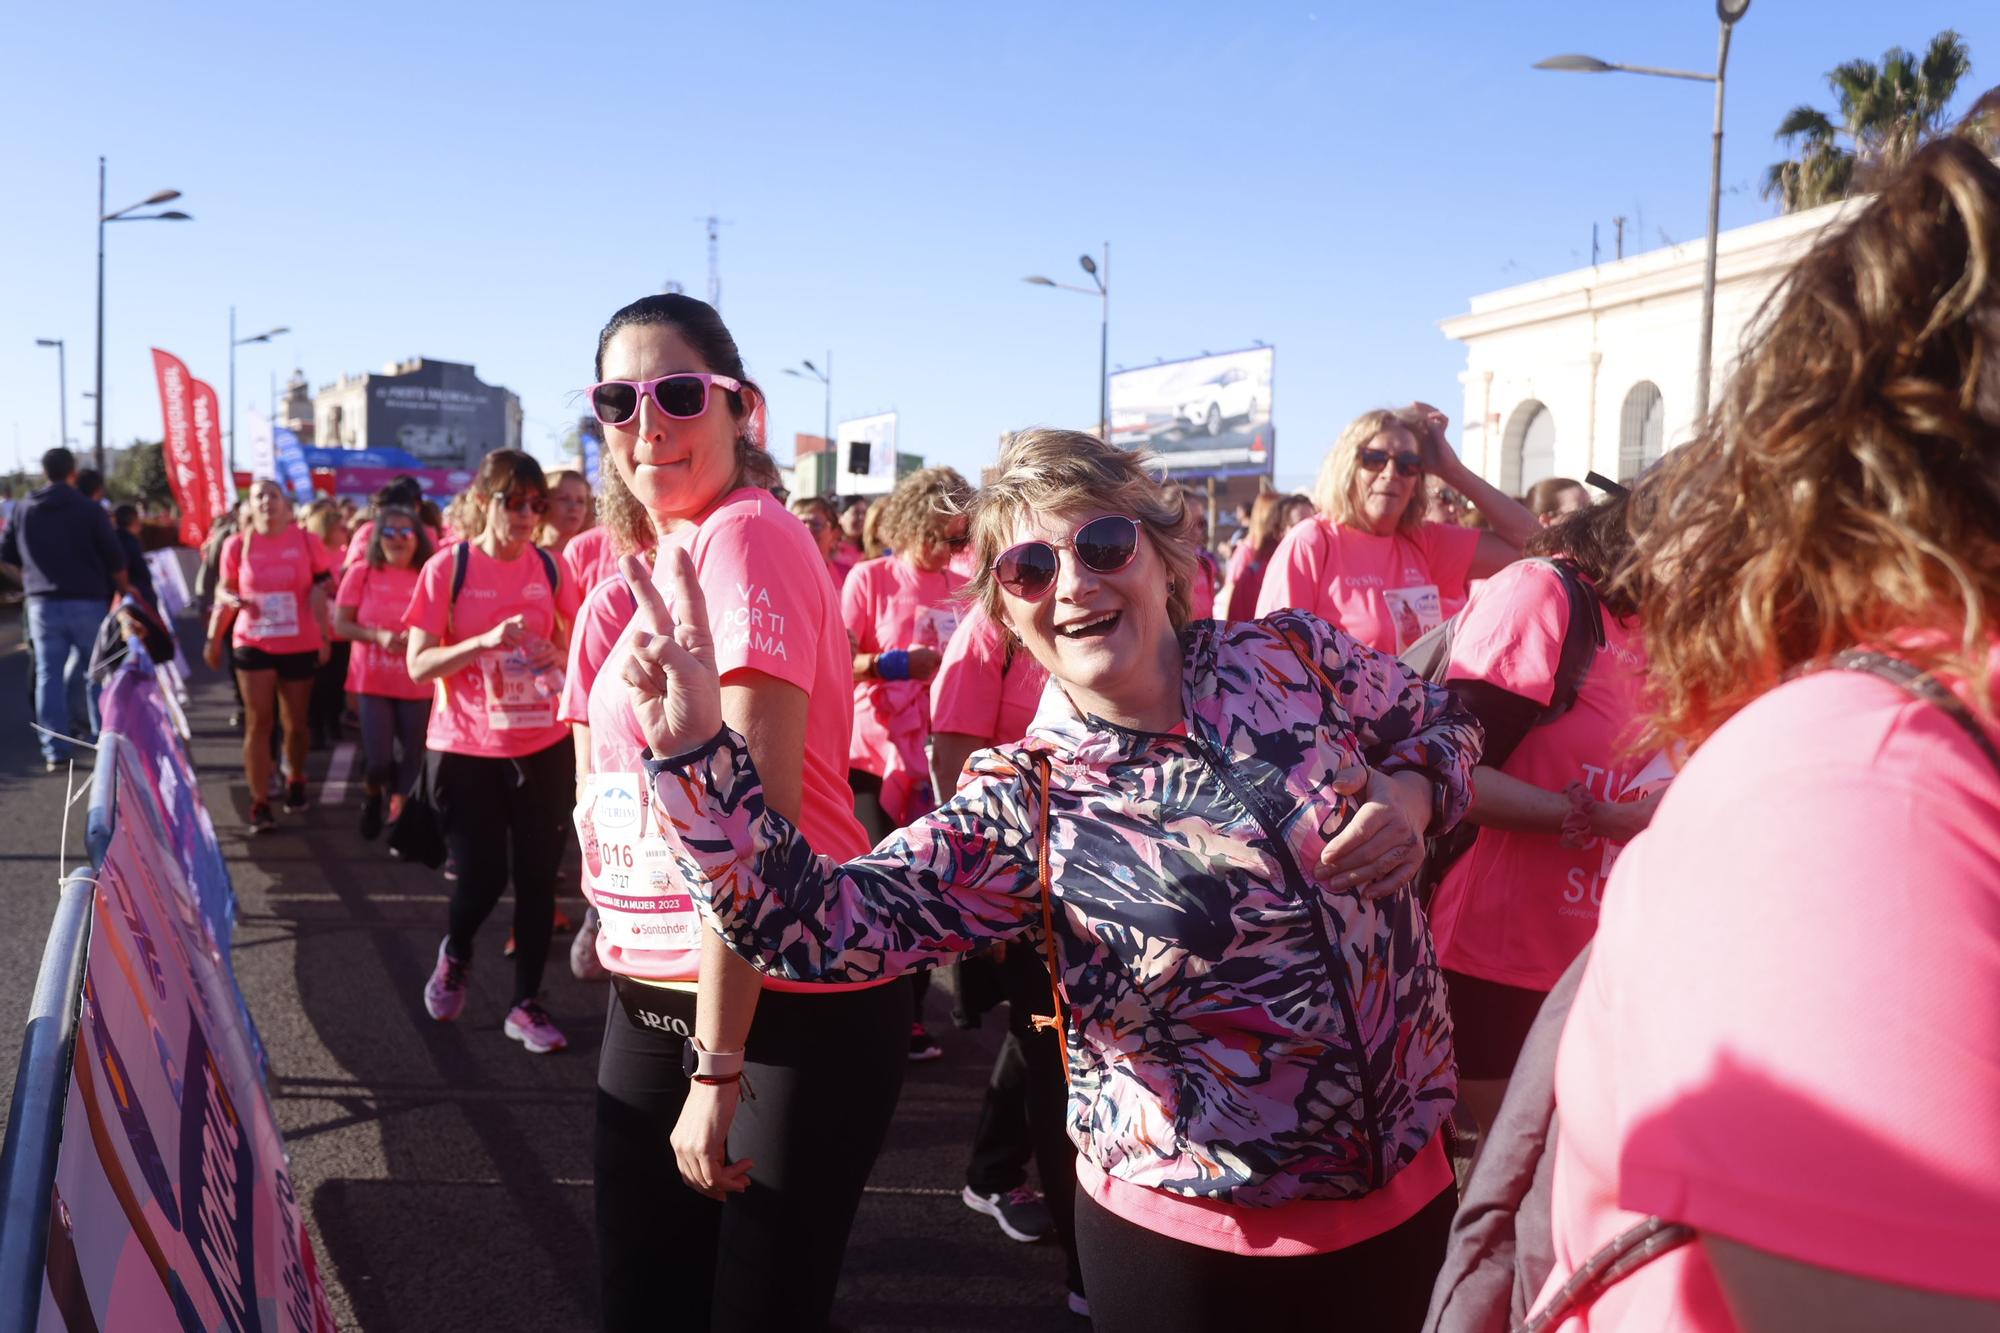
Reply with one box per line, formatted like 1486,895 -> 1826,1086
4,1 -> 1994,491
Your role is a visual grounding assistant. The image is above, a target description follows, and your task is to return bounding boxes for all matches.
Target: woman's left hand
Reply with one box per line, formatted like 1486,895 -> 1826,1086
1317,766 -> 1428,900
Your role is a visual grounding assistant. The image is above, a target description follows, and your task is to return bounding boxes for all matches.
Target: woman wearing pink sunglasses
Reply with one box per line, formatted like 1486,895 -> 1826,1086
572,293 -> 907,1332
619,427 -> 1484,1332
1256,406 -> 1537,653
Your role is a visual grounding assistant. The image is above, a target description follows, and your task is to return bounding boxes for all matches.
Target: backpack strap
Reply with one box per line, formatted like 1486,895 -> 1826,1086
533,545 -> 560,597
1538,559 -> 1606,726
1026,752 -> 1070,1087
446,540 -> 471,641
1826,649 -> 2000,775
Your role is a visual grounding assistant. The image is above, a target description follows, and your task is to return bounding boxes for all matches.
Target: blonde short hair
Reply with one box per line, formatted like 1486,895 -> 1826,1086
966,429 -> 1199,630
1311,409 -> 1426,536
877,466 -> 973,554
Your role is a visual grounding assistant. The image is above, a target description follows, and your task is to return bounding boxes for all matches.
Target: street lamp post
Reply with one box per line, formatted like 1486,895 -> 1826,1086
782,353 -> 833,488
94,158 -> 191,473
33,339 -> 67,453
1535,0 -> 1749,423
1025,242 -> 1111,439
228,308 -> 291,474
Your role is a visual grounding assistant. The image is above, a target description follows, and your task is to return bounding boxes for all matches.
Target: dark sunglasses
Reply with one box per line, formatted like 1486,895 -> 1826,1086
994,515 -> 1141,602
1357,447 -> 1424,477
499,493 -> 548,515
587,372 -> 743,427
379,525 -> 417,539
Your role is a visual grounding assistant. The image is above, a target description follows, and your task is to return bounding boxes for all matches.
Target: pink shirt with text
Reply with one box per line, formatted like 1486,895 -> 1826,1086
335,563 -> 428,700
1428,561 -> 1651,991
580,488 -> 871,989
222,526 -> 333,654
404,543 -> 579,758
1253,516 -> 1479,654
1540,661 -> 2000,1329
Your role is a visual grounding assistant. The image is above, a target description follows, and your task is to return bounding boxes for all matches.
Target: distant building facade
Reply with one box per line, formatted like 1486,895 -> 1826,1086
1440,193 -> 1863,490
313,358 -> 521,469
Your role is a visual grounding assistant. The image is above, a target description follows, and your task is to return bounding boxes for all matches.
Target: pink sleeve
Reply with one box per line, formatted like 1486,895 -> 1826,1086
1253,520 -> 1323,618
335,564 -> 367,610
220,534 -> 243,592
695,512 -> 819,694
559,580 -> 633,727
311,533 -> 337,577
561,535 -> 591,594
1442,560 -> 1567,707
344,525 -> 371,570
404,551 -> 451,638
1417,522 -> 1480,602
554,552 -> 583,624
930,610 -> 1005,741
1607,680 -> 2000,1294
841,564 -> 878,652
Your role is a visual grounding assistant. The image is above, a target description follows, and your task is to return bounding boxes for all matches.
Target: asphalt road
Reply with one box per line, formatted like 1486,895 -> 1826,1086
0,608 -> 1080,1332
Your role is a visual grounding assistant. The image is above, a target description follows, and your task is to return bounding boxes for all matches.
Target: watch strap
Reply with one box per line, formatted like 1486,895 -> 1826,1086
689,1041 -> 745,1079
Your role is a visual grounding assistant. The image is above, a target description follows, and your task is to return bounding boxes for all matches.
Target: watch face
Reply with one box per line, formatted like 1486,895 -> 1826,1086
680,1040 -> 698,1078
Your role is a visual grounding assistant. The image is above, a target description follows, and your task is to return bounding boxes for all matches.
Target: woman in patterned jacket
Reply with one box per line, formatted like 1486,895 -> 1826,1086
622,428 -> 1482,1332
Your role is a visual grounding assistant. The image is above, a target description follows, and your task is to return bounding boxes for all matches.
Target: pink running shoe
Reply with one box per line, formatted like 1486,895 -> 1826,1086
423,939 -> 469,1022
504,998 -> 567,1054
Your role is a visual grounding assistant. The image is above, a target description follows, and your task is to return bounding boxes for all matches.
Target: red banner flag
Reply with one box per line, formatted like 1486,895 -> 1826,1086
151,349 -> 211,546
190,378 -> 231,535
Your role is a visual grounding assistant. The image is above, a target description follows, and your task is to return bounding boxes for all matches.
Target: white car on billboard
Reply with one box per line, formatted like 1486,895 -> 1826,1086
1173,366 -> 1263,436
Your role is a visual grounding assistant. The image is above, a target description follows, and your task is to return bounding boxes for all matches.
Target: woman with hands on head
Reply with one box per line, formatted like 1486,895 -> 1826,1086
1256,402 -> 1537,651
628,428 -> 1484,1333
573,293 -> 907,1333
405,449 -> 580,1056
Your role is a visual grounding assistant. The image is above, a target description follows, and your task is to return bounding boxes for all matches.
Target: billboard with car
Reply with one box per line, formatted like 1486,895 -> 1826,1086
1108,346 -> 1274,475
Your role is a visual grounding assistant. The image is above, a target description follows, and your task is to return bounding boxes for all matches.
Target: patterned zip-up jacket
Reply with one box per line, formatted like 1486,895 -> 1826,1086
647,611 -> 1481,1207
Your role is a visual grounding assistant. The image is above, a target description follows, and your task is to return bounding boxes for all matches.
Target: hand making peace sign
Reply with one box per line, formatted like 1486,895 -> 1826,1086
618,548 -> 725,757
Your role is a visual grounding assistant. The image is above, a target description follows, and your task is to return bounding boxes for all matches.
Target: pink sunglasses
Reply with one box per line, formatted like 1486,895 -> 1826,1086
587,373 -> 743,427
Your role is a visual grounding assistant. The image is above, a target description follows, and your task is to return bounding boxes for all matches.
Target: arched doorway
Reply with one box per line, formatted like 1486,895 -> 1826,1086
1501,400 -> 1556,495
1618,382 -> 1665,480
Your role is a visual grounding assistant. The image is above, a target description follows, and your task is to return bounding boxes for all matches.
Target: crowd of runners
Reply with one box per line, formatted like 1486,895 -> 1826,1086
151,140 -> 1999,1330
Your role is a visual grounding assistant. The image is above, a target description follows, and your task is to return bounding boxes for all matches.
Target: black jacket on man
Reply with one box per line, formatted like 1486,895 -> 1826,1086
0,483 -> 125,601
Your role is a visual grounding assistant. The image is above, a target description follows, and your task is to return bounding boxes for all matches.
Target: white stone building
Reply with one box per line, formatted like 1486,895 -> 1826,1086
1440,193 -> 1864,491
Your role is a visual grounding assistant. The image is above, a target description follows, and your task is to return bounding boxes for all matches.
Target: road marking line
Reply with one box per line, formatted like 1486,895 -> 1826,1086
322,741 -> 358,806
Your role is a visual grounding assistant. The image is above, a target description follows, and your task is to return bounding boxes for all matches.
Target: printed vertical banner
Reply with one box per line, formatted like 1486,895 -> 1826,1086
190,378 -> 234,529
272,424 -> 313,500
151,350 -> 212,547
245,406 -> 277,484
578,415 -> 603,488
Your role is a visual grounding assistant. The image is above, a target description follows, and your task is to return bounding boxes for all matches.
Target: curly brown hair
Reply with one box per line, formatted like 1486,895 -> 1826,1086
1622,136 -> 2000,749
876,466 -> 972,556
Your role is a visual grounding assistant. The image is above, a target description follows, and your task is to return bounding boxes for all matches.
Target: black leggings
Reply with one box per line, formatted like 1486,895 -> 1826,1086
429,739 -> 575,1003
595,978 -> 911,1333
1073,1181 -> 1455,1333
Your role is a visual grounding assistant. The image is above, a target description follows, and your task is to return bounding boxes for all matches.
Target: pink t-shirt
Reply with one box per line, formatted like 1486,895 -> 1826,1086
579,487 -> 871,989
335,563 -> 428,700
1253,516 -> 1480,654
1188,548 -> 1218,621
223,526 -> 334,654
561,525 -> 623,601
1539,662 -> 2000,1329
842,555 -> 967,818
929,604 -> 1049,756
404,543 -> 580,758
1224,540 -> 1268,622
1428,562 -> 1652,991
1077,1137 -> 1452,1257
558,575 -> 638,729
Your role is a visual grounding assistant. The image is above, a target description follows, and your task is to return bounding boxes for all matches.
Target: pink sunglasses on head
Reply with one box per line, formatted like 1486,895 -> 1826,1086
587,372 -> 742,427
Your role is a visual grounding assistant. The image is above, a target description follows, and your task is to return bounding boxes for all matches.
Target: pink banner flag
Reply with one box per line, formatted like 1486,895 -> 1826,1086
190,378 -> 232,533
150,349 -> 210,546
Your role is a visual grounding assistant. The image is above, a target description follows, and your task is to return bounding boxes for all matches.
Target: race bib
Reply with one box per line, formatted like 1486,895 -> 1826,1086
917,605 -> 962,649
1383,585 -> 1442,652
577,772 -> 700,951
477,648 -> 557,731
249,590 -> 300,640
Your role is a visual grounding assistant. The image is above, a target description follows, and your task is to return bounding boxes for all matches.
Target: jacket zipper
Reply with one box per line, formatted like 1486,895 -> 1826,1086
1186,734 -> 1386,1191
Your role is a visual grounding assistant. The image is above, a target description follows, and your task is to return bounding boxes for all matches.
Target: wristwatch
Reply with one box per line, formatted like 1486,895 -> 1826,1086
681,1038 -> 746,1085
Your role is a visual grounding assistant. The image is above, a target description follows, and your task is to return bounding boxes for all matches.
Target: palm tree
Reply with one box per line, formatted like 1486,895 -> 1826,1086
1763,31 -> 1983,212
